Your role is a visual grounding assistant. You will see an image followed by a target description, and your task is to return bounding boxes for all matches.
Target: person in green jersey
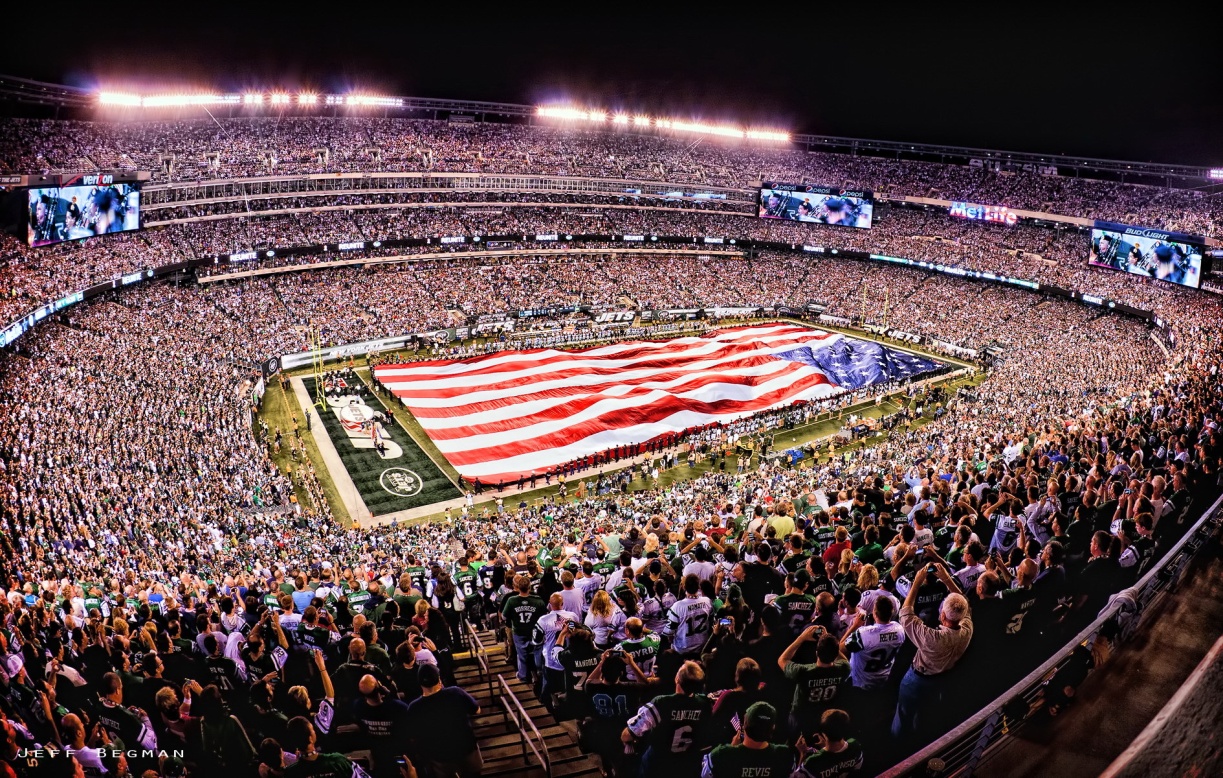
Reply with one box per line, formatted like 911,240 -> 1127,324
779,627 -> 851,740
283,715 -> 361,777
623,661 -> 712,778
500,574 -> 547,684
453,557 -> 482,629
771,571 -> 817,640
855,526 -> 885,567
616,617 -> 661,677
794,709 -> 864,778
592,551 -> 618,579
700,701 -> 795,778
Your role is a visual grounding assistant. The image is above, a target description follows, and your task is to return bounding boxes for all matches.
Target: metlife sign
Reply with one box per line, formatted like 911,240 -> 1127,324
949,202 -> 1018,226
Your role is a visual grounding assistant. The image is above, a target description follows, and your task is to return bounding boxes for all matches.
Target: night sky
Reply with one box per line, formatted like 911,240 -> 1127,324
3,9 -> 1219,165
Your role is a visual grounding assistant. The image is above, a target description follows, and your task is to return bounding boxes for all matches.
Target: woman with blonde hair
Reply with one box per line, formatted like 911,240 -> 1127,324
584,589 -> 626,650
643,533 -> 660,557
835,548 -> 858,589
856,563 -> 880,592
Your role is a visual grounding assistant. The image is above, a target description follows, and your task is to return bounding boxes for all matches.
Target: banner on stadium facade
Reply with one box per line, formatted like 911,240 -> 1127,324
704,306 -> 762,318
517,305 -> 578,319
594,311 -> 636,324
472,320 -> 515,335
661,308 -> 703,320
887,329 -> 922,343
818,313 -> 852,327
280,334 -> 416,369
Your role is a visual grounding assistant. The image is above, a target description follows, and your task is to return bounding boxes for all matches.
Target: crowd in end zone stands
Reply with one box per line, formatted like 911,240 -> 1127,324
1,241 -> 1221,777
0,119 -> 1221,777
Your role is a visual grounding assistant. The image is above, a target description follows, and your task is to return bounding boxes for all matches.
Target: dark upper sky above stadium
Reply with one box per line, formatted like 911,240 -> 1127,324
3,7 -> 1220,166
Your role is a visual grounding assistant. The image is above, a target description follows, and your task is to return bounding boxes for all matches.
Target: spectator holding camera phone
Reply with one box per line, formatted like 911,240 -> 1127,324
890,562 -> 972,746
778,625 -> 851,741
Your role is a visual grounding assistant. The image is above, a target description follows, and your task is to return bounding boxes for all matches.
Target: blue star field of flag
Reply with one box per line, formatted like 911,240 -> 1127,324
774,338 -> 943,390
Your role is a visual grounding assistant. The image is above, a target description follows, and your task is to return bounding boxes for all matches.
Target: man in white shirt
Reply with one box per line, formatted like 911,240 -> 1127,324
841,597 -> 906,690
574,562 -> 603,611
681,545 -> 717,584
663,575 -> 713,657
952,542 -> 987,593
535,593 -> 579,705
558,570 -> 586,618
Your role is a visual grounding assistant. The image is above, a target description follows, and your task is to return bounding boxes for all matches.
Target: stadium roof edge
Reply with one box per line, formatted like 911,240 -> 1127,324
0,74 -> 92,106
0,74 -> 1214,179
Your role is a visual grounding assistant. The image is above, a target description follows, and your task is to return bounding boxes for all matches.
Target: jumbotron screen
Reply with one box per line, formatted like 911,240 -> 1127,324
27,183 -> 141,246
1088,221 -> 1203,290
758,182 -> 874,229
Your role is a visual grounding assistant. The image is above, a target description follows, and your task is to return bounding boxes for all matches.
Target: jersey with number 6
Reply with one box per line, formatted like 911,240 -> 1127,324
626,693 -> 712,764
845,620 -> 906,689
664,596 -> 713,655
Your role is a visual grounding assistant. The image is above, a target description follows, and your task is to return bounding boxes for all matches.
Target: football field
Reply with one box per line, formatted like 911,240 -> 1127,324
373,323 -> 946,484
301,376 -> 462,515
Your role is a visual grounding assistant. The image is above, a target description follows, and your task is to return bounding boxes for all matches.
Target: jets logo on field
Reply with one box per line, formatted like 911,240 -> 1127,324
326,393 -> 403,459
380,467 -> 423,497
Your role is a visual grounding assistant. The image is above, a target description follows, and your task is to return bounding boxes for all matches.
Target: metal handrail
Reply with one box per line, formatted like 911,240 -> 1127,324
467,621 -> 494,703
881,490 -> 1223,777
497,674 -> 551,778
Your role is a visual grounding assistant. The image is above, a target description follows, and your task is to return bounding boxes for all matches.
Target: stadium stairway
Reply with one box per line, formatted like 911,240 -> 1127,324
455,626 -> 605,778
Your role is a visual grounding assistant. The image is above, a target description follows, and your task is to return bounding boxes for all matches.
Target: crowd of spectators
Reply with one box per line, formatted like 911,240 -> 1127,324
1,117 -> 1222,777
1,247 -> 1221,775
3,198 -> 1216,348
2,116 -> 1219,233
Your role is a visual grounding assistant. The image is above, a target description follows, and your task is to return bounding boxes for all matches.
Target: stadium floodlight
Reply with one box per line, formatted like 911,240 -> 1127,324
536,106 -> 593,121
297,92 -> 319,105
1210,169 -> 1223,181
537,104 -> 789,142
670,120 -> 744,139
269,93 -> 292,105
98,92 -> 142,107
344,95 -> 405,107
243,92 -> 263,105
139,93 -> 242,107
746,129 -> 791,142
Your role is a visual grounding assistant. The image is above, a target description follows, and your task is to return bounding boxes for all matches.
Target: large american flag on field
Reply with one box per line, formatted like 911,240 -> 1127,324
374,324 -> 942,482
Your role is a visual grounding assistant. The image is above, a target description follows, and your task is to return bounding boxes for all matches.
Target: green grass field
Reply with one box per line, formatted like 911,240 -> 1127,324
258,379 -> 351,524
302,376 -> 462,515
